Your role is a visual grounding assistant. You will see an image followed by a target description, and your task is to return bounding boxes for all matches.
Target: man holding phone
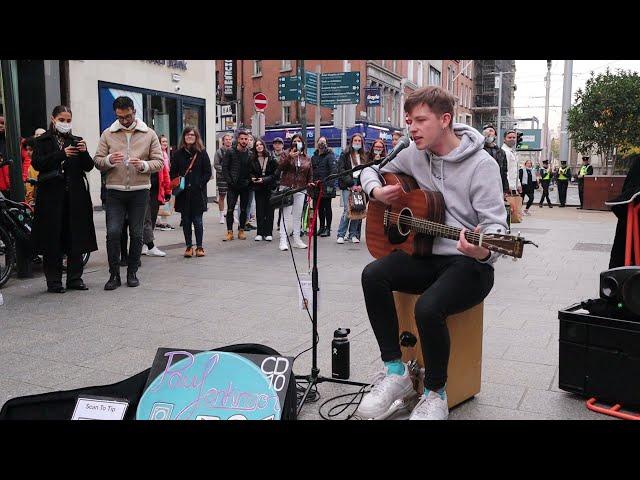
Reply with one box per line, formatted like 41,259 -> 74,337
94,96 -> 163,290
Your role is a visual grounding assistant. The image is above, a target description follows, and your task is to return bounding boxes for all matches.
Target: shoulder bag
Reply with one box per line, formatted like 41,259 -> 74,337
171,153 -> 197,196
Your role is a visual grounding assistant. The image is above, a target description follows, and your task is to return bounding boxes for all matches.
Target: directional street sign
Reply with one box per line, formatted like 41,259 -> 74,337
320,71 -> 360,106
278,75 -> 301,101
305,71 -> 318,105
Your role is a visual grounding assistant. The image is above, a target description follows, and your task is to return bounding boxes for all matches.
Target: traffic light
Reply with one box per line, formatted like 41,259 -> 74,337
516,131 -> 524,149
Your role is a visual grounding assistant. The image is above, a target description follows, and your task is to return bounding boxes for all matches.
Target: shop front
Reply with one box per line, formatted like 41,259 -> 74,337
67,60 -> 216,204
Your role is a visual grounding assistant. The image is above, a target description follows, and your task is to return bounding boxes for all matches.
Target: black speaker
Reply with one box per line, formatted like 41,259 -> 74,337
600,266 -> 640,316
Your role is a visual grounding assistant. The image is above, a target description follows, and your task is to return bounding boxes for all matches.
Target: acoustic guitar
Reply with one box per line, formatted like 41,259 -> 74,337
366,173 -> 536,259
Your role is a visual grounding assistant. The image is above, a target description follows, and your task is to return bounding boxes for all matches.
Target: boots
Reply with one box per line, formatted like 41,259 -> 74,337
223,230 -> 234,242
104,272 -> 121,291
237,230 -> 247,240
127,270 -> 140,287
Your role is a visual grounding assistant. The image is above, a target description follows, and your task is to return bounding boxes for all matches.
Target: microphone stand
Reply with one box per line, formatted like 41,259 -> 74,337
272,155 -> 390,416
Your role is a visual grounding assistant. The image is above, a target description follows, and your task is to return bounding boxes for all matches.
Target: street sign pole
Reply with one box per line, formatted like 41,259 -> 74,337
341,61 -> 350,150
299,60 -> 307,147
314,65 -> 321,148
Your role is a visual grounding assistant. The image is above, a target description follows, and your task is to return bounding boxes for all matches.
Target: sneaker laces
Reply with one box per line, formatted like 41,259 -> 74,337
413,392 -> 443,416
368,370 -> 399,398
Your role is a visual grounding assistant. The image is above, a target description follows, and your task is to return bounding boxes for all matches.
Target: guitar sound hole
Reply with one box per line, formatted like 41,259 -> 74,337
386,207 -> 412,246
397,208 -> 412,236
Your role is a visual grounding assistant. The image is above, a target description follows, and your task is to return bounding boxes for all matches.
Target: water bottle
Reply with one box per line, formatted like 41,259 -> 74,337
332,328 -> 351,379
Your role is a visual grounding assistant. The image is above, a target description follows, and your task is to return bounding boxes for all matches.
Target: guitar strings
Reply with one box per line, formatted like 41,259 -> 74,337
384,212 -> 483,242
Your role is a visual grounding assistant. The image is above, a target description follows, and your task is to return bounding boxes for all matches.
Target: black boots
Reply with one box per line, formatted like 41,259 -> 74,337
127,270 -> 140,287
104,273 -> 121,290
67,280 -> 89,290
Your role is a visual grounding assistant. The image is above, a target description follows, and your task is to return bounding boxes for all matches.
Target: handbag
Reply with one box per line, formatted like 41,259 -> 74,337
348,190 -> 368,220
37,167 -> 64,184
171,153 -> 197,196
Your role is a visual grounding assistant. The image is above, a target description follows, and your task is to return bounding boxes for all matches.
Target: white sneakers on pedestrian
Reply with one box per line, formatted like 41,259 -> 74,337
255,235 -> 263,241
409,390 -> 449,420
265,236 -> 273,242
279,241 -> 289,251
141,245 -> 148,255
351,237 -> 360,244
337,237 -> 345,244
147,246 -> 167,257
293,238 -> 307,249
219,212 -> 225,224
357,366 -> 415,419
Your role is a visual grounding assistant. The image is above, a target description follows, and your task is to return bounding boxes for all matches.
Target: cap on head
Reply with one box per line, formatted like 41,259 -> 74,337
273,137 -> 284,144
582,156 -> 590,161
543,159 -> 549,164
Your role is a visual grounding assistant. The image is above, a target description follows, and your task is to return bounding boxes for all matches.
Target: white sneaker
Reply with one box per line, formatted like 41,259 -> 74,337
337,237 -> 345,244
141,245 -> 149,255
219,213 -> 225,224
357,366 -> 415,419
351,237 -> 360,244
265,236 -> 273,241
255,235 -> 263,241
147,246 -> 167,257
279,241 -> 289,251
293,238 -> 307,249
409,390 -> 449,420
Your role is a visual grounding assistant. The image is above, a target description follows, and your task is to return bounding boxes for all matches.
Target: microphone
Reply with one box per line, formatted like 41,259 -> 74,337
377,136 -> 410,170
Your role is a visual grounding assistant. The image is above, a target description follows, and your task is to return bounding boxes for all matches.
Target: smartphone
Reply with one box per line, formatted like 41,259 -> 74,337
70,136 -> 83,147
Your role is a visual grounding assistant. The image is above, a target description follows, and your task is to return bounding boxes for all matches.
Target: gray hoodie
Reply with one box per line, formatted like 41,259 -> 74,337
360,123 -> 508,265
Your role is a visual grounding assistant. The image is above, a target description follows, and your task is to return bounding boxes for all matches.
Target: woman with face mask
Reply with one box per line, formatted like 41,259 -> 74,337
519,159 -> 536,216
31,105 -> 98,293
336,133 -> 367,244
276,133 -> 312,250
311,136 -> 337,237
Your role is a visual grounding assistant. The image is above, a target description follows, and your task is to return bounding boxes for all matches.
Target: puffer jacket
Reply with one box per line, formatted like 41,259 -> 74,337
94,118 -> 163,191
311,148 -> 337,197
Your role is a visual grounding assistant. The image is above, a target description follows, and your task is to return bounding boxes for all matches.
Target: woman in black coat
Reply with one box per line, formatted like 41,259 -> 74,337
31,105 -> 97,293
249,138 -> 278,241
170,128 -> 212,258
311,136 -> 337,237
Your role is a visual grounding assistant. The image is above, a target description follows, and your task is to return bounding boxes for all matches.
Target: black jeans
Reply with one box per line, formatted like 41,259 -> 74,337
361,251 -> 494,391
105,189 -> 148,275
557,180 -> 568,205
318,196 -> 333,231
43,254 -> 83,288
578,181 -> 584,207
521,184 -> 535,209
255,189 -> 274,237
226,187 -> 249,231
539,180 -> 552,206
181,211 -> 204,248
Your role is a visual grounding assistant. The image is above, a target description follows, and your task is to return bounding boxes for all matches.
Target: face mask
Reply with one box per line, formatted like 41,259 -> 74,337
484,135 -> 496,145
352,144 -> 361,151
296,142 -> 303,151
506,139 -> 516,147
55,122 -> 72,134
373,149 -> 383,155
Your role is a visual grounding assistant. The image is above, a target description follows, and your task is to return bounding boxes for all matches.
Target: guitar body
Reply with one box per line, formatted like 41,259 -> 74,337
366,173 -> 446,259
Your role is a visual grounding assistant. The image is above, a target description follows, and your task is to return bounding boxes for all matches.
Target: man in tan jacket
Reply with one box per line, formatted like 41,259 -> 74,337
94,96 -> 163,290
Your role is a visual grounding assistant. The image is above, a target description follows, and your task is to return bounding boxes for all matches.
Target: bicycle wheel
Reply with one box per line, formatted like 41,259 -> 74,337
0,225 -> 15,288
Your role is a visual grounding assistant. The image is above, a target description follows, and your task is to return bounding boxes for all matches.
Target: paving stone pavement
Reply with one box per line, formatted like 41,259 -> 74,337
0,192 -> 619,420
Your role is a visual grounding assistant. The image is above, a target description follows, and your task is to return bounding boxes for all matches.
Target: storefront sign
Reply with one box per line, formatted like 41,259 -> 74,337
224,60 -> 236,101
144,60 -> 188,71
365,87 -> 381,106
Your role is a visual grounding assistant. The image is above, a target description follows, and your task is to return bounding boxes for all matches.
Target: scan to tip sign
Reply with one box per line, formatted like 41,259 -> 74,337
136,349 -> 293,420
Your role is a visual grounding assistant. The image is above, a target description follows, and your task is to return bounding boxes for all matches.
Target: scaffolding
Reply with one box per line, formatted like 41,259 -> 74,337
472,60 -> 516,131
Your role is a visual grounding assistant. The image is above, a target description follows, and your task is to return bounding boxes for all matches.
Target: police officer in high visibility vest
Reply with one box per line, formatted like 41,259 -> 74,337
556,160 -> 571,207
538,159 -> 554,208
577,155 -> 594,209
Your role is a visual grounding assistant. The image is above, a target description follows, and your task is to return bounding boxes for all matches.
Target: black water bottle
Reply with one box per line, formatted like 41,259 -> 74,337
332,328 -> 351,379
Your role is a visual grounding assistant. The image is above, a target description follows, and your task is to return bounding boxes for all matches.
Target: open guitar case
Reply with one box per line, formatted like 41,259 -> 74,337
0,343 -> 297,420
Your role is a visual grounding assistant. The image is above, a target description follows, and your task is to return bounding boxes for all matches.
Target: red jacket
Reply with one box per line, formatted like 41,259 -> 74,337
0,166 -> 9,192
157,163 -> 171,204
20,145 -> 31,181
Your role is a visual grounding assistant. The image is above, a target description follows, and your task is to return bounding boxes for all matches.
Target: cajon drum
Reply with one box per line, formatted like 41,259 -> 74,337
393,292 -> 483,408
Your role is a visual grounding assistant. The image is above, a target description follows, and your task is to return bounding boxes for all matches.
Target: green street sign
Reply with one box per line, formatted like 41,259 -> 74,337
516,129 -> 542,151
305,71 -> 318,105
278,75 -> 301,101
320,71 -> 360,106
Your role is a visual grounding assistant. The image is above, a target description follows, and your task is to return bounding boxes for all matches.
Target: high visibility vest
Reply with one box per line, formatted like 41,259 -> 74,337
580,165 -> 590,176
542,169 -> 551,181
558,167 -> 569,180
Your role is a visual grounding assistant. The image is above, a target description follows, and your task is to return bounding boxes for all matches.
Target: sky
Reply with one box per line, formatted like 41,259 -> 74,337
514,60 -> 640,137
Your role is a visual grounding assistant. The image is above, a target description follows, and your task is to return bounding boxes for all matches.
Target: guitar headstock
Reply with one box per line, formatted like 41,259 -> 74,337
482,232 -> 537,258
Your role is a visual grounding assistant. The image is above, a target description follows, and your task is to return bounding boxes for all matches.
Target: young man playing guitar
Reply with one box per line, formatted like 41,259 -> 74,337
358,86 -> 508,420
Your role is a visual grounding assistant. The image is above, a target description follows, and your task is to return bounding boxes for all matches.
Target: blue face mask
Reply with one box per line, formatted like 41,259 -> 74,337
352,144 -> 361,151
296,142 -> 303,151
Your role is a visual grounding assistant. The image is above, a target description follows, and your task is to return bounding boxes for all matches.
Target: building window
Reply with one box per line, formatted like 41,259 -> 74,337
447,66 -> 455,92
417,61 -> 424,87
253,60 -> 262,76
407,60 -> 414,83
282,103 -> 291,124
281,60 -> 291,71
429,66 -> 441,86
